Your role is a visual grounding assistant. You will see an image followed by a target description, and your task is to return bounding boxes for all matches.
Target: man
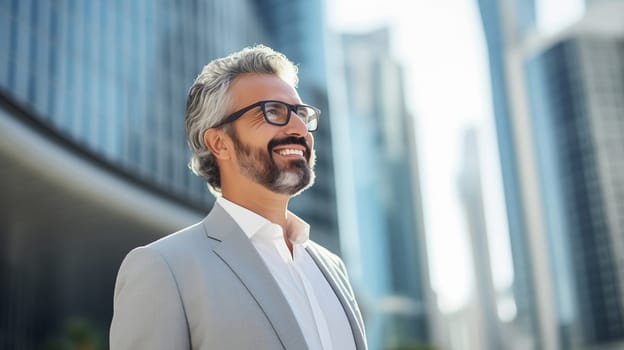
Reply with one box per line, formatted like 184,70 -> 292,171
110,45 -> 367,350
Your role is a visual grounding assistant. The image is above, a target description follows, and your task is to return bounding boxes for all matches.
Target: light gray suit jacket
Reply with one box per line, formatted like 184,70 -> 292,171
110,204 -> 367,349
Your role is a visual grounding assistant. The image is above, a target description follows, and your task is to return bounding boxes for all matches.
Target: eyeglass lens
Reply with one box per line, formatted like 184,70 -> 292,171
263,102 -> 318,131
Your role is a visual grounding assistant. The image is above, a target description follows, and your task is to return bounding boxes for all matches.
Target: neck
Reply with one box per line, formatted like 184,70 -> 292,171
221,180 -> 291,247
223,189 -> 289,225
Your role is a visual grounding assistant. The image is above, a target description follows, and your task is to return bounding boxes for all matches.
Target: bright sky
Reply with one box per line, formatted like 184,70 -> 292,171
537,0 -> 585,34
327,0 -> 586,315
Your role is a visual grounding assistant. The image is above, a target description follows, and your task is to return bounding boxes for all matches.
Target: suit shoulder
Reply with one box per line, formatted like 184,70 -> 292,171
147,220 -> 209,251
307,240 -> 337,257
124,220 -> 216,268
307,241 -> 345,270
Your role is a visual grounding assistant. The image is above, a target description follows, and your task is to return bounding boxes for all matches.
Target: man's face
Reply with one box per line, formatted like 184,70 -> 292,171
225,74 -> 316,196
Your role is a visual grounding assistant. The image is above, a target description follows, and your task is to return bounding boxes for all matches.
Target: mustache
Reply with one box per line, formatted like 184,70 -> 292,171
268,136 -> 310,156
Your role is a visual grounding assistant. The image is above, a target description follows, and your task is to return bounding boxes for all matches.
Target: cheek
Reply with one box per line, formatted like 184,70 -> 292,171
239,128 -> 274,149
307,134 -> 315,149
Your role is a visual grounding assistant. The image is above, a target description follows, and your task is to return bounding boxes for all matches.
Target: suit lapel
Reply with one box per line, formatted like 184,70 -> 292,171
202,205 -> 309,350
306,245 -> 368,350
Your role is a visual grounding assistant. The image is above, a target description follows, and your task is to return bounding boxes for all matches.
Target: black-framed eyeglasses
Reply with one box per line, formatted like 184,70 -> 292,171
213,100 -> 320,132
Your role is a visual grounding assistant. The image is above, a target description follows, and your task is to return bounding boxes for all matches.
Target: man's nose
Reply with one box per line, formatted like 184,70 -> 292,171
284,110 -> 309,136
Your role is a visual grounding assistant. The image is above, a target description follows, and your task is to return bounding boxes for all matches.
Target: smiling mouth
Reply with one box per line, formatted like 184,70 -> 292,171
276,148 -> 304,157
268,136 -> 310,161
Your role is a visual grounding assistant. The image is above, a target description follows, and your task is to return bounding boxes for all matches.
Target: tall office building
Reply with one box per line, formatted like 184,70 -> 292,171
0,0 -> 337,348
477,0 -> 544,347
457,127 -> 503,350
479,0 -> 624,348
330,27 -> 432,349
525,30 -> 624,348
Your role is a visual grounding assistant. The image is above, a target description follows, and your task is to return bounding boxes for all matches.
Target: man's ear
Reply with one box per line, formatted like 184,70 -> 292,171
203,128 -> 232,160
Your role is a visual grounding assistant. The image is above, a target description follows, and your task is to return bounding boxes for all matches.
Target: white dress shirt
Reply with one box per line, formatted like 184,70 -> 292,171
217,197 -> 356,350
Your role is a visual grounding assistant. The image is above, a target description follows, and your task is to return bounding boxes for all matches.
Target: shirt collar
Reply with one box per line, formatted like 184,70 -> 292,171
216,197 -> 310,245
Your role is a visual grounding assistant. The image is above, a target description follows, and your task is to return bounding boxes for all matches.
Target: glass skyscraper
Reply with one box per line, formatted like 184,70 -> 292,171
331,27 -> 432,349
457,127 -> 503,350
477,0 -> 542,347
1,0 -> 269,207
526,33 -> 624,348
478,0 -> 624,348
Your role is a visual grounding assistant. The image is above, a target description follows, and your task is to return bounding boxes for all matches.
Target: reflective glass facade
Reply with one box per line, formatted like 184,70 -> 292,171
479,0 -> 624,348
526,36 -> 624,347
0,0 -> 270,208
477,0 -> 541,347
338,28 -> 430,349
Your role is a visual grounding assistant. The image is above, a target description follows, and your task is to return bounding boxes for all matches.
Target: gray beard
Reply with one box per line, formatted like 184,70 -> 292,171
229,129 -> 315,196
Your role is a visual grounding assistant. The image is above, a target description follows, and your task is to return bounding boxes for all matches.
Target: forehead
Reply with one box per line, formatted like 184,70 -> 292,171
227,73 -> 301,110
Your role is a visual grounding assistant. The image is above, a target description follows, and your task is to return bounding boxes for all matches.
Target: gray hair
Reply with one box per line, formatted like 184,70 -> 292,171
185,45 -> 299,193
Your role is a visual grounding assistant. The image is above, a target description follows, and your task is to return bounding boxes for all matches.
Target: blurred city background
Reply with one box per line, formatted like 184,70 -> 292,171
0,0 -> 623,349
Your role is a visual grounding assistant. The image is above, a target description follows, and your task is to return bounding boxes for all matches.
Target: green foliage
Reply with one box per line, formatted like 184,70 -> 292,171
44,318 -> 107,350
386,342 -> 438,350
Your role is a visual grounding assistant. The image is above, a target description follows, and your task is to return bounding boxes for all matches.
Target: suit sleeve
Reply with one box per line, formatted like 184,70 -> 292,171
110,247 -> 190,350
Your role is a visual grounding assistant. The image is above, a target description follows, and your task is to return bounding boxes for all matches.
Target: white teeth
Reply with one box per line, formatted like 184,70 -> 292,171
278,149 -> 304,156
